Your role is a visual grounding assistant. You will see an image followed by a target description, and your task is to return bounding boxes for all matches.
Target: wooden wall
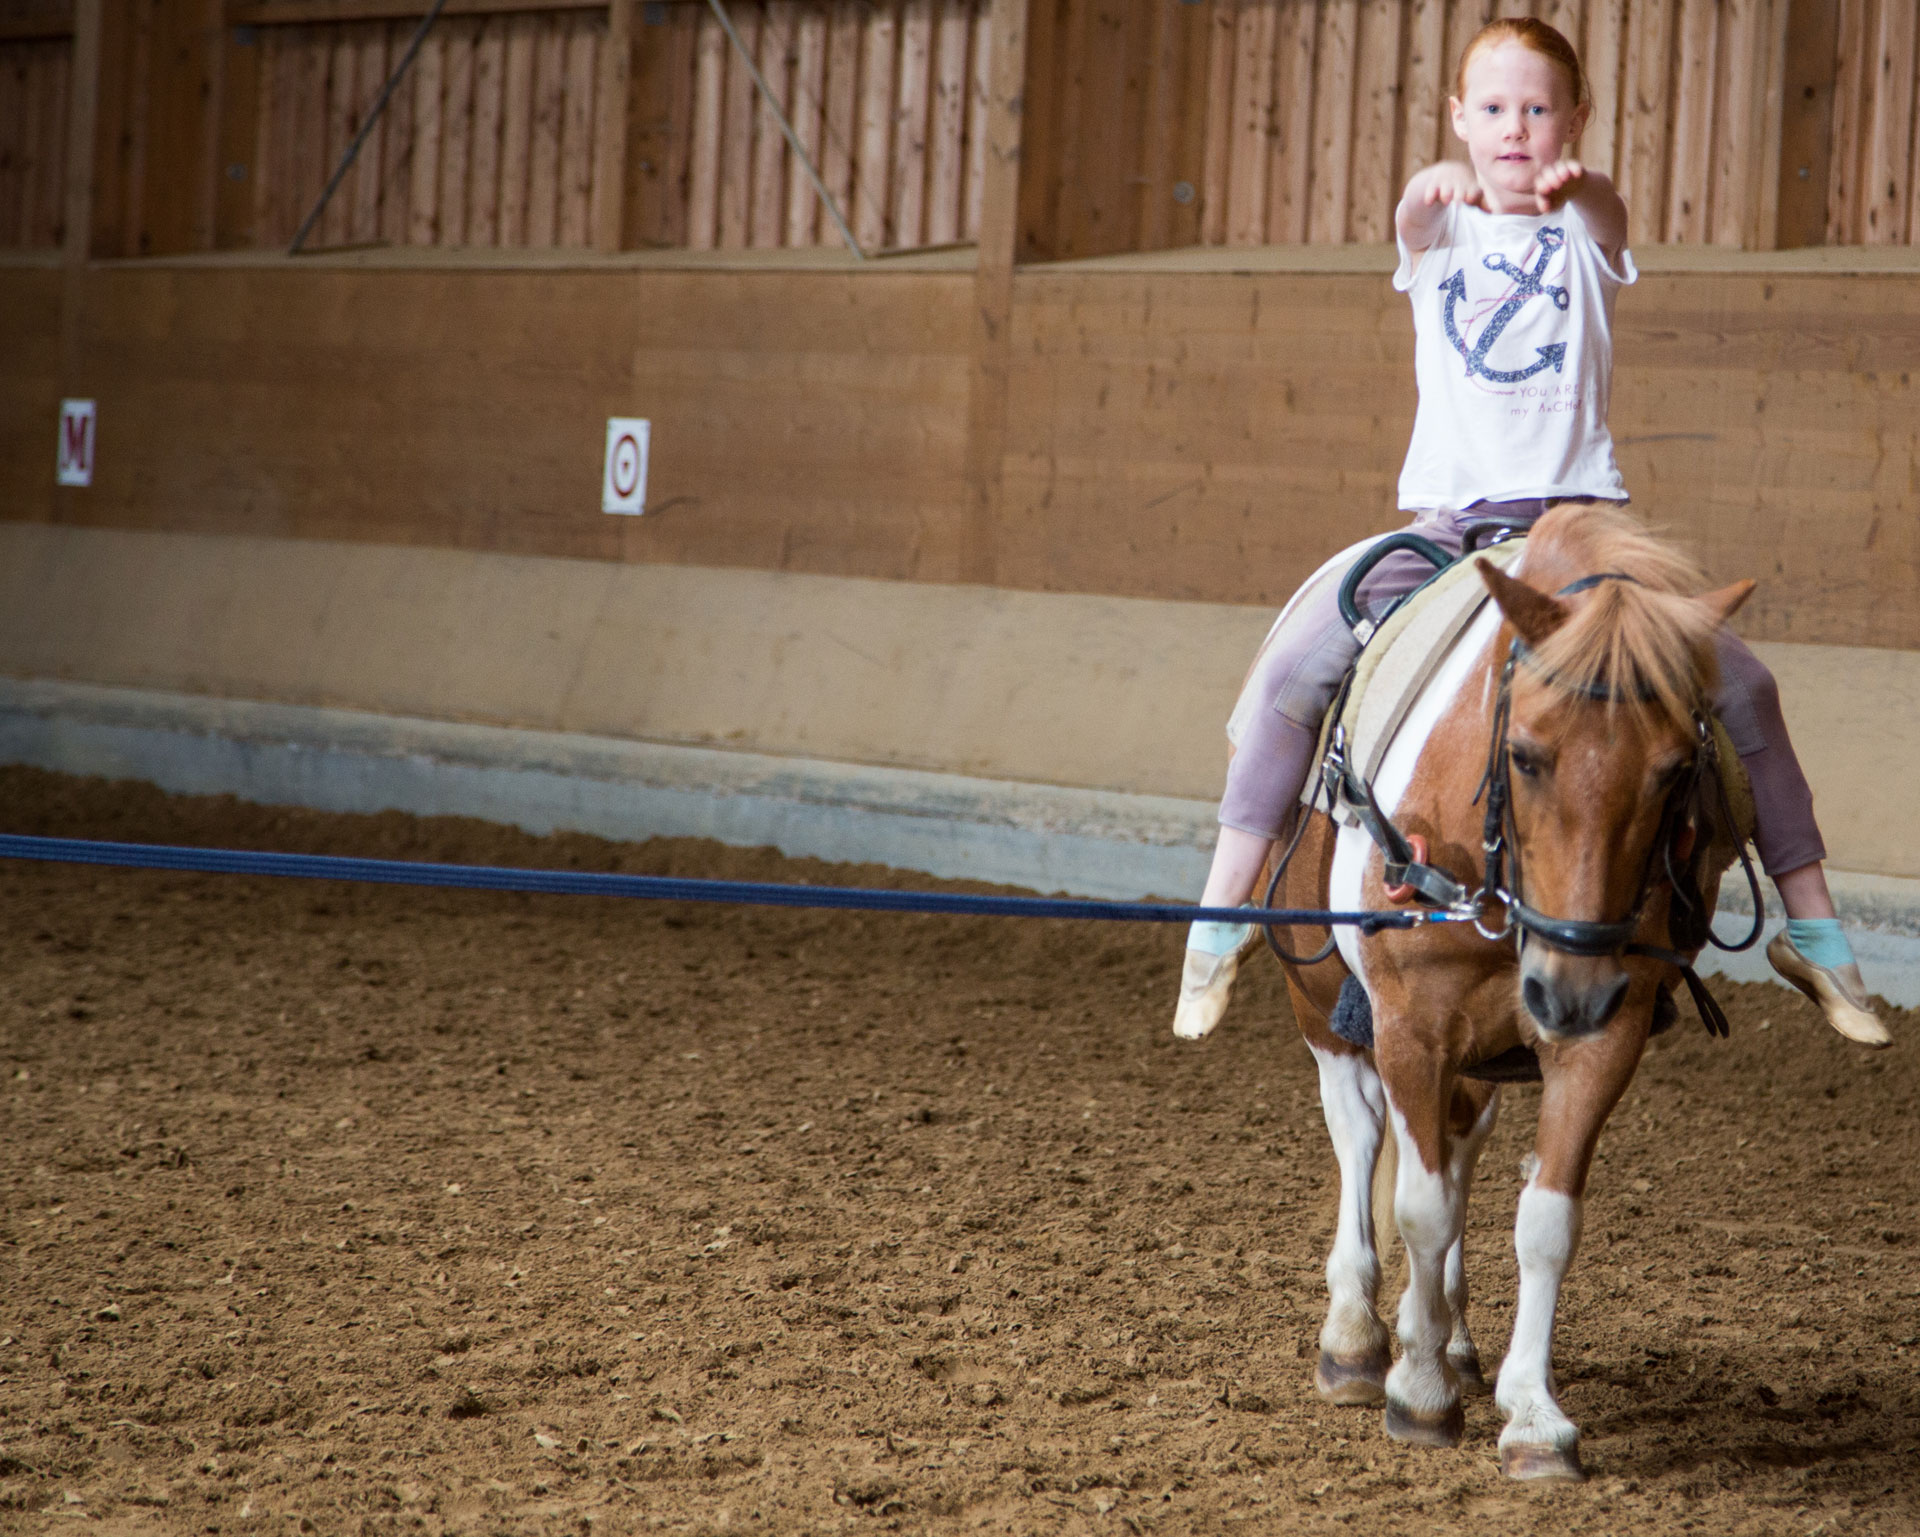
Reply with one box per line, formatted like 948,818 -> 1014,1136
1021,0 -> 1791,260
12,258 -> 1920,654
12,0 -> 1920,255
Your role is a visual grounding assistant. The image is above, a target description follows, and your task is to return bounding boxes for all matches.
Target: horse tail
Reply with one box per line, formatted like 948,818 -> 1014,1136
1372,1113 -> 1400,1272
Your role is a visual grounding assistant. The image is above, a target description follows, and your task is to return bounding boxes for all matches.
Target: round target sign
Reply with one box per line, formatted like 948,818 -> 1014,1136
602,418 -> 650,515
610,433 -> 642,499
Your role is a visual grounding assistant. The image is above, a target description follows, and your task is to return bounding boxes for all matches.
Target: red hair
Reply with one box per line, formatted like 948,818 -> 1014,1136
1453,18 -> 1588,109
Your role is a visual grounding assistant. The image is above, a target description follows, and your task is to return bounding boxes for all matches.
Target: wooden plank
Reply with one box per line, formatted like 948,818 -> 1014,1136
439,18 -> 474,243
1823,0 -> 1865,243
119,0 -> 154,256
556,10 -> 594,246
785,1 -> 827,244
17,41 -> 51,245
351,22 -> 388,243
853,0 -> 894,250
318,22 -> 353,244
378,17 -> 415,243
1196,0 -> 1231,244
890,0 -> 931,248
1753,0 -> 1788,246
0,45 -> 25,246
468,14 -> 505,242
1710,0 -> 1763,247
1309,0 -> 1358,243
193,0 -> 229,251
1225,0 -> 1274,248
822,0 -> 860,246
749,1 -> 792,248
408,23 -> 443,243
497,11 -> 535,243
1666,0 -> 1717,242
214,19 -> 262,247
60,0 -> 98,262
1009,0 -> 1057,257
1136,0 -> 1180,251
923,0 -> 966,246
626,1 -> 693,246
589,0 -> 628,250
1347,0 -> 1402,243
1578,0 -> 1620,178
1166,0 -> 1211,248
1399,0 -> 1447,181
1863,0 -> 1915,242
38,39 -> 73,246
716,2 -> 754,247
1619,0 -> 1673,241
1537,0 -> 1583,47
963,0 -> 986,240
685,6 -> 722,247
525,12 -> 564,245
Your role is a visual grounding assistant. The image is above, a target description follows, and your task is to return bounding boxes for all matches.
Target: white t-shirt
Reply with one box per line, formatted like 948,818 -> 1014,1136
1393,199 -> 1637,511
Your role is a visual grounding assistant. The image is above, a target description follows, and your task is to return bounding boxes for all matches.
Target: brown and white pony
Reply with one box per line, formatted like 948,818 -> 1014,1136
1269,505 -> 1752,1481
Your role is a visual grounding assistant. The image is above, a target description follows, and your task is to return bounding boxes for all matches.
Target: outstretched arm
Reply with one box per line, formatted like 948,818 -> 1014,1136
1534,162 -> 1628,261
1396,161 -> 1484,265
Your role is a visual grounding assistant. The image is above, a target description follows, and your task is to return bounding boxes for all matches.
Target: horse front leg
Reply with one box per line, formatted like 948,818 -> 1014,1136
1377,1054 -> 1468,1446
1496,1025 -> 1646,1482
1308,1042 -> 1391,1404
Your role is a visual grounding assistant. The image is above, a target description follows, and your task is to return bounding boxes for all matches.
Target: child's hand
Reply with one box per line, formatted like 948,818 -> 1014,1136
1421,162 -> 1487,209
1533,158 -> 1587,213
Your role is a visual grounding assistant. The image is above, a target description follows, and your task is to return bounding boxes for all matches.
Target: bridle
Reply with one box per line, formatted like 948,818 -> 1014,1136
1266,568 -> 1764,1037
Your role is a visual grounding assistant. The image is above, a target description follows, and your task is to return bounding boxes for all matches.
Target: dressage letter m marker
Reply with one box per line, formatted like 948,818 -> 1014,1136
56,400 -> 96,487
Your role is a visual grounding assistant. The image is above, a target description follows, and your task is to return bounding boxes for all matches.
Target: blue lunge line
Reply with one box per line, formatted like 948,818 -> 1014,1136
0,834 -> 1417,933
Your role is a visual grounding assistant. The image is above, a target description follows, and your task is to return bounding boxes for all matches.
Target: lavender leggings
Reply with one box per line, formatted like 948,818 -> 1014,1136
1219,503 -> 1825,877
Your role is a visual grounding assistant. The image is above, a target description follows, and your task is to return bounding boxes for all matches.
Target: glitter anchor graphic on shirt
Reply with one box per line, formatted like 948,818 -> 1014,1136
1441,226 -> 1571,385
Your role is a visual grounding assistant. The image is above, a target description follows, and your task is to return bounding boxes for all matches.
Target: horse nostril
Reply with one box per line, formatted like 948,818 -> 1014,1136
1523,974 -> 1555,1028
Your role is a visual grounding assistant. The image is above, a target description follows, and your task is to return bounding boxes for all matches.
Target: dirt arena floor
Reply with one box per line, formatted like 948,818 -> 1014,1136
0,765 -> 1915,1537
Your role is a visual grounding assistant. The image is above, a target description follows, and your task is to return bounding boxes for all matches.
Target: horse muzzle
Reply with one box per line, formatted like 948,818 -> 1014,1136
1520,948 -> 1630,1039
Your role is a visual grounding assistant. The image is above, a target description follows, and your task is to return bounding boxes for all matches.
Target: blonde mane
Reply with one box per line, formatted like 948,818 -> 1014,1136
1514,505 -> 1722,733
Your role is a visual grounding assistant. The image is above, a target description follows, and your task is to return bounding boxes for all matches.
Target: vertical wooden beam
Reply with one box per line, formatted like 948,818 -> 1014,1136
1774,0 -> 1835,247
961,0 -> 1026,587
409,22 -> 444,244
1309,0 -> 1358,243
439,20 -> 474,244
591,0 -> 632,250
1863,0 -> 1914,242
1225,0 -> 1274,247
1823,0 -> 1864,243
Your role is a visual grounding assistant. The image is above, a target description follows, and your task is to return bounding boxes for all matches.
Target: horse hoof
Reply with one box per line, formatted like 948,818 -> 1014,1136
1384,1398 -> 1465,1448
1314,1349 -> 1389,1406
1449,1347 -> 1491,1397
1501,1442 -> 1586,1482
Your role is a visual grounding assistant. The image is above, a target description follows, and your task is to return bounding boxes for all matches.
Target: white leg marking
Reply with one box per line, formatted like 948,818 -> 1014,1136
1310,1046 -> 1389,1362
1496,1179 -> 1585,1453
1384,1106 -> 1465,1419
1445,1092 -> 1500,1367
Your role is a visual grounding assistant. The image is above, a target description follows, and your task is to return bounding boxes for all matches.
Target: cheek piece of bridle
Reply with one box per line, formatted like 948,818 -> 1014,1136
1471,572 -> 1764,1037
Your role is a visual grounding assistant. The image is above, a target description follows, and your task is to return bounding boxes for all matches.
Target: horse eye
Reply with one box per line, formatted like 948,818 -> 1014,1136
1509,747 -> 1540,779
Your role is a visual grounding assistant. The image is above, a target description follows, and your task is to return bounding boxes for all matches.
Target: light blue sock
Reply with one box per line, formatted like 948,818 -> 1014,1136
1786,917 -> 1855,971
1188,916 -> 1253,956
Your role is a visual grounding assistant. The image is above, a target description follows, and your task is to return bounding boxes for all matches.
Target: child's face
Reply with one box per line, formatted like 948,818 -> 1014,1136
1449,42 -> 1590,211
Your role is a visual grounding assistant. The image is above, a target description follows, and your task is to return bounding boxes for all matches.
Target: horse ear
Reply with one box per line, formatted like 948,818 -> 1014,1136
1476,559 -> 1568,648
1697,578 -> 1756,624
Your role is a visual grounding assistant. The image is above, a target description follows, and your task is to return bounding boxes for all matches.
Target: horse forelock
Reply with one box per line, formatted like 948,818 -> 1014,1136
1512,506 -> 1720,736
